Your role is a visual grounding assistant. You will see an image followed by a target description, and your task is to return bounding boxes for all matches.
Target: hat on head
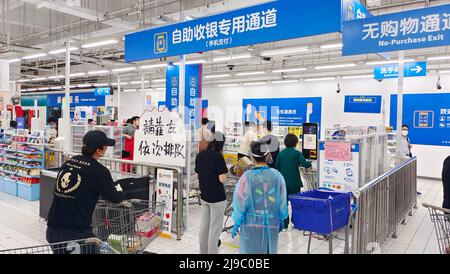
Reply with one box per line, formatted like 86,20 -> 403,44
83,130 -> 115,150
250,141 -> 270,158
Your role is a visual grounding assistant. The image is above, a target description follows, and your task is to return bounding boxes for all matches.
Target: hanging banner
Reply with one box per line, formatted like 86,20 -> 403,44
47,92 -> 105,107
343,4 -> 450,56
341,0 -> 369,22
373,62 -> 427,79
184,64 -> 202,129
134,108 -> 187,167
94,87 -> 111,96
390,93 -> 450,147
125,0 -> 341,62
344,95 -> 382,113
156,168 -> 174,236
165,64 -> 180,111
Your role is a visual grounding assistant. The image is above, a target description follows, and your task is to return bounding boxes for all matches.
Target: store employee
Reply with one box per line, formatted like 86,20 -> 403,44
46,130 -> 125,249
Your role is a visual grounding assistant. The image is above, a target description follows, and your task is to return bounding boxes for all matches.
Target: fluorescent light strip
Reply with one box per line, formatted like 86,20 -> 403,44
50,86 -> 63,90
212,54 -> 252,62
205,74 -> 231,79
366,59 -> 415,66
320,43 -> 343,50
8,58 -> 21,63
152,79 -> 166,83
315,63 -> 356,70
304,77 -> 336,82
141,64 -> 167,70
112,67 -> 137,73
48,47 -> 78,55
17,79 -> 31,83
272,68 -> 307,73
77,84 -> 92,88
48,75 -> 64,79
236,71 -> 265,76
174,59 -> 206,65
111,82 -> 129,86
27,88 -> 38,92
69,85 -> 77,89
130,80 -> 150,84
23,53 -> 48,60
156,87 -> 165,91
271,80 -> 299,84
217,83 -> 239,87
87,70 -> 110,75
342,74 -> 374,79
70,72 -> 86,77
32,77 -> 47,81
81,39 -> 118,49
123,89 -> 137,93
94,83 -> 109,87
38,87 -> 48,91
427,56 -> 450,61
439,70 -> 450,74
260,47 -> 309,57
243,82 -> 266,86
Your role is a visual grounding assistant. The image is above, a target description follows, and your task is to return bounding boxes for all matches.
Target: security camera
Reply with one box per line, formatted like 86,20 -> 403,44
263,57 -> 272,62
437,77 -> 442,90
376,78 -> 383,83
227,64 -> 235,71
336,83 -> 341,94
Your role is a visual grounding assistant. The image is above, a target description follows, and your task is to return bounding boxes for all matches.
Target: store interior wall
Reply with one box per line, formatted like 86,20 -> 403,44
118,73 -> 450,179
118,90 -> 165,123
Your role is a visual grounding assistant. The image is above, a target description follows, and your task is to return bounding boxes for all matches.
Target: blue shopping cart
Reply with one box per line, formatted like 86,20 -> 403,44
289,189 -> 356,254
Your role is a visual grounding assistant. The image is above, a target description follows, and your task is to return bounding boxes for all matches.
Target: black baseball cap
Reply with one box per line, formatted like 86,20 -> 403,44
83,130 -> 115,149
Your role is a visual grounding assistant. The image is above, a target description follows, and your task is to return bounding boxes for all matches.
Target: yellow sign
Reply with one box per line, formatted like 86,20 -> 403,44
289,126 -> 302,139
223,153 -> 238,165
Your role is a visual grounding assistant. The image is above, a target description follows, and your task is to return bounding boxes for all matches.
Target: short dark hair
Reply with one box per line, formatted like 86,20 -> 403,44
202,118 -> 209,125
402,124 -> 409,129
284,133 -> 299,148
9,121 -> 17,128
87,119 -> 94,123
131,116 -> 140,122
126,119 -> 132,124
244,121 -> 250,127
81,145 -> 97,157
266,121 -> 272,132
207,132 -> 225,152
47,117 -> 57,124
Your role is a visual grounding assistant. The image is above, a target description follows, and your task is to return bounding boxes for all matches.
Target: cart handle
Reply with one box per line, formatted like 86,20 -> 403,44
422,202 -> 450,214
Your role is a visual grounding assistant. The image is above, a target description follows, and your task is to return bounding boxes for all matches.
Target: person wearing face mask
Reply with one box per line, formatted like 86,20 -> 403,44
231,141 -> 288,254
400,124 -> 413,158
46,130 -> 125,253
45,117 -> 58,144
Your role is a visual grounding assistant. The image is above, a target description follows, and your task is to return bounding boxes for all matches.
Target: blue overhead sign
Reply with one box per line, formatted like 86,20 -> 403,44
125,0 -> 342,62
47,92 -> 106,107
94,87 -> 111,96
165,64 -> 180,111
185,64 -> 202,129
343,4 -> 450,56
374,61 -> 427,79
344,95 -> 382,113
390,93 -> 450,146
242,97 -> 322,130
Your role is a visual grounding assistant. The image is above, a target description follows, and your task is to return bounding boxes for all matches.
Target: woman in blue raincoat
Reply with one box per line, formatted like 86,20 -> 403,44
231,141 -> 288,254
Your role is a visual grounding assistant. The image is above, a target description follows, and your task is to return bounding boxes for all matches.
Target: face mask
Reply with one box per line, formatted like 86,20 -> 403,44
401,130 -> 408,137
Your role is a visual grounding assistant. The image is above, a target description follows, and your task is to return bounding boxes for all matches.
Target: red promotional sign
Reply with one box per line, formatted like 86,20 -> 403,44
324,142 -> 352,161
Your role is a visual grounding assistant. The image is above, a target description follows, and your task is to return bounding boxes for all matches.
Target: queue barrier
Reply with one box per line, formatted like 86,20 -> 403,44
351,157 -> 417,254
45,149 -> 184,241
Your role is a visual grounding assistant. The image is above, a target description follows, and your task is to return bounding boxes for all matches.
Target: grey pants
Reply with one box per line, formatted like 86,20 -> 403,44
199,199 -> 226,254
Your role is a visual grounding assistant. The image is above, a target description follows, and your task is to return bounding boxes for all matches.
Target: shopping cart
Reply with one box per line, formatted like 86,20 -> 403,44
92,199 -> 165,254
222,175 -> 240,234
300,167 -> 318,190
289,190 -> 356,254
422,203 -> 450,254
0,238 -> 119,254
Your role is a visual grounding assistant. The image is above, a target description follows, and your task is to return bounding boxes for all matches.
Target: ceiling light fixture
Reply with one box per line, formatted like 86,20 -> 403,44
27,88 -> 38,91
8,58 -> 21,63
81,39 -> 118,49
341,74 -> 374,79
366,58 -> 415,66
427,56 -> 450,61
48,75 -> 64,79
141,63 -> 167,70
243,82 -> 267,86
22,53 -> 48,60
17,79 -> 30,83
217,83 -> 239,87
272,68 -> 307,73
320,43 -> 343,50
48,47 -> 79,55
50,86 -> 63,90
32,77 -> 48,81
77,84 -> 92,88
112,67 -> 137,73
260,46 -> 309,57
271,80 -> 299,84
236,71 -> 265,76
304,77 -> 336,82
152,79 -> 166,83
212,54 -> 252,62
174,59 -> 207,65
205,74 -> 231,79
38,87 -> 48,91
94,83 -> 109,87
123,89 -> 137,93
87,70 -> 110,75
315,63 -> 356,70
70,72 -> 86,77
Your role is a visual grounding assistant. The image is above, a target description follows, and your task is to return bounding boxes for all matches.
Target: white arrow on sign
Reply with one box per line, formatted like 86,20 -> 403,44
411,65 -> 423,74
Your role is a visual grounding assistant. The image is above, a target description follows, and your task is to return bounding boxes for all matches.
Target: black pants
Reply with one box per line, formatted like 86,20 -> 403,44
46,226 -> 98,254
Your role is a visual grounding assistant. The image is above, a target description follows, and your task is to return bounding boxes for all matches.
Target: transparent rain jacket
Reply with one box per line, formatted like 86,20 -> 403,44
232,166 -> 288,254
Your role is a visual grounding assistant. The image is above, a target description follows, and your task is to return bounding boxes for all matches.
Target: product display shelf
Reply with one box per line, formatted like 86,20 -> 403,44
0,130 -> 45,201
70,125 -> 122,158
224,121 -> 242,154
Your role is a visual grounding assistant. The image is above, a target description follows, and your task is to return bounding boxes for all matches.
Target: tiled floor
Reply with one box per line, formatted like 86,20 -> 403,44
0,178 -> 445,254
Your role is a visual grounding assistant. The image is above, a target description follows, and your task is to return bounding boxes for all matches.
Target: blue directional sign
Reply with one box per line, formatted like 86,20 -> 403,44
343,4 -> 450,56
374,61 -> 427,79
94,87 -> 111,96
125,0 -> 341,62
344,95 -> 382,113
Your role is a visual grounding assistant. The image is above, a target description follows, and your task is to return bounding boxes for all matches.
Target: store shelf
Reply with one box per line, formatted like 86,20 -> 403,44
0,161 -> 18,166
15,173 -> 40,179
15,156 -> 43,162
16,164 -> 42,169
4,155 -> 18,159
16,150 -> 43,155
0,169 -> 17,175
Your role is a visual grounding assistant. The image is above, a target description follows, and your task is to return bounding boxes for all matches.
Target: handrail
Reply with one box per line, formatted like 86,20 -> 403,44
357,157 -> 417,193
422,202 -> 450,214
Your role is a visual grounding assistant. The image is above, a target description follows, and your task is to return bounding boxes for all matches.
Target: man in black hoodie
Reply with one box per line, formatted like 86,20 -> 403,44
46,130 -> 125,253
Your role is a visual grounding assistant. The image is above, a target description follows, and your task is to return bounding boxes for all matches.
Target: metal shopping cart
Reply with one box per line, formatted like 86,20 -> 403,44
422,203 -> 450,254
92,199 -> 165,254
300,167 -> 318,190
222,175 -> 240,234
0,238 -> 120,254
